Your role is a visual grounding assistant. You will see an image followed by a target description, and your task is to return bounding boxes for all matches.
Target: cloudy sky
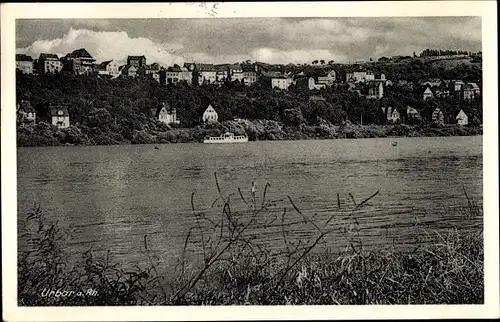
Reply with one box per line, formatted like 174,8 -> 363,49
16,17 -> 481,66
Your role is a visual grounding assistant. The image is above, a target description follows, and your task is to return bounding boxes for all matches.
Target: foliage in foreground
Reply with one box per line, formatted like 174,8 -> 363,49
18,176 -> 483,305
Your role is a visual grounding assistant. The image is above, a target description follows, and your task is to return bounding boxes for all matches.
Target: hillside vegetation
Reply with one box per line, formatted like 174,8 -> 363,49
16,59 -> 482,147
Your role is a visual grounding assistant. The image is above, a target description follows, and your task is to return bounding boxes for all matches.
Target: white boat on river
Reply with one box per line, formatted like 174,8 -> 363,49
203,132 -> 248,144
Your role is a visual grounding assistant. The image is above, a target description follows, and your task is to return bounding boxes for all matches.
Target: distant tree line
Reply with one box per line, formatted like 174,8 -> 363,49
419,49 -> 476,57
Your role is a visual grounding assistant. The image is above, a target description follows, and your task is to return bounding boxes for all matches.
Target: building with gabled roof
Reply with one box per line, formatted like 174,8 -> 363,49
38,53 -> 63,74
423,87 -> 434,100
241,64 -> 257,85
367,81 -> 384,99
62,48 -> 95,75
308,77 -> 326,90
151,102 -> 180,125
271,76 -> 295,90
127,55 -> 147,67
456,109 -> 468,125
431,107 -> 444,125
16,54 -> 34,74
381,106 -> 401,123
120,65 -> 138,78
50,106 -> 70,129
194,63 -> 216,85
463,82 -> 480,100
406,106 -> 422,121
214,64 -> 229,84
202,104 -> 218,122
228,64 -> 244,83
97,60 -> 119,76
17,100 -> 36,123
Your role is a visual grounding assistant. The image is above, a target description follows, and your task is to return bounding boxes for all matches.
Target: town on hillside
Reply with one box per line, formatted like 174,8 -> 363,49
16,48 -> 482,132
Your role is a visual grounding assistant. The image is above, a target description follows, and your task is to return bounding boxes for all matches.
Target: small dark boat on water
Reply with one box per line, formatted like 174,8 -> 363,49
392,141 -> 398,147
154,146 -> 159,149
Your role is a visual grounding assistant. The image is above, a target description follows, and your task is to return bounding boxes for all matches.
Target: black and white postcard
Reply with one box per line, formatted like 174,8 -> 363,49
2,1 -> 498,321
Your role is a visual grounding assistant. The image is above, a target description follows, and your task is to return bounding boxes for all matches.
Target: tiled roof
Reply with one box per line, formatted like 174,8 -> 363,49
50,106 -> 69,117
121,65 -> 137,73
167,66 -> 182,72
16,54 -> 33,62
128,55 -> 146,60
97,60 -> 112,69
407,106 -> 420,115
465,82 -> 479,89
195,63 -> 216,71
66,48 -> 93,59
18,100 -> 35,112
39,53 -> 59,60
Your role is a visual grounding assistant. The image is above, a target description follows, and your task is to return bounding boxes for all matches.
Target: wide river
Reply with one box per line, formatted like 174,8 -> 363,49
17,136 -> 483,274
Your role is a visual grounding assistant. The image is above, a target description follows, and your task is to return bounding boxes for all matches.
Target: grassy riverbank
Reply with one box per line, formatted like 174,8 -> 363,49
18,178 -> 483,305
17,119 -> 482,147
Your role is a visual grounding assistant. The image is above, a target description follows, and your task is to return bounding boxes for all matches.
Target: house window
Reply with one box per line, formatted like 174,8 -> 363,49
58,110 -> 63,115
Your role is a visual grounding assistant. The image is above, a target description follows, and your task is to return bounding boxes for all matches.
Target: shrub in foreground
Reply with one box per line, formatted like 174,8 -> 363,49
18,178 -> 483,305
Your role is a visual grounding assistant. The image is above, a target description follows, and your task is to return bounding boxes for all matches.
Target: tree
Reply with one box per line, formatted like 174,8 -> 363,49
320,60 -> 325,65
283,108 -> 305,127
328,60 -> 335,65
312,60 -> 318,65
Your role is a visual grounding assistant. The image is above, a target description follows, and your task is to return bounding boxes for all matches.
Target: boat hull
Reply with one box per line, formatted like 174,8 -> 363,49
203,138 -> 248,144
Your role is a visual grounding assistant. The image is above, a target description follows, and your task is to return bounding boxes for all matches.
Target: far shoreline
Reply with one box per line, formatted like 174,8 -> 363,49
17,122 -> 483,148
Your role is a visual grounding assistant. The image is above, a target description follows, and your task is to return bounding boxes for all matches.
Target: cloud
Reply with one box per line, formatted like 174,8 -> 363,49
16,17 -> 481,66
17,28 -> 185,66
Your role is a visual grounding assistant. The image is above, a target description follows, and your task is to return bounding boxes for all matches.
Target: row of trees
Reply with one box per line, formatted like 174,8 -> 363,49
419,49 -> 478,57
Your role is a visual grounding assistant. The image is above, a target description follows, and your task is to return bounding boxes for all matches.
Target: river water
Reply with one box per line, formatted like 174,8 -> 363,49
17,136 -> 483,273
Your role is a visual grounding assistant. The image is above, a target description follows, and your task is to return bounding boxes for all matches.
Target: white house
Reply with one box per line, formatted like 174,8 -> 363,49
120,65 -> 138,78
456,109 -> 468,125
423,87 -> 434,100
308,77 -> 326,90
152,102 -> 179,125
271,77 -> 294,90
463,82 -> 480,100
406,106 -> 422,121
367,81 -> 384,99
381,106 -> 400,123
50,106 -> 70,129
38,53 -> 63,74
152,72 -> 160,83
432,107 -> 444,125
16,54 -> 34,74
195,63 -> 217,85
17,100 -> 36,123
179,67 -> 193,84
451,80 -> 465,92
202,104 -> 218,122
317,70 -> 337,85
97,60 -> 120,76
